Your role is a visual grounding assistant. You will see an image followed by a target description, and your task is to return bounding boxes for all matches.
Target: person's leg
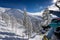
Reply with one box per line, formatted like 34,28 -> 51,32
47,28 -> 54,39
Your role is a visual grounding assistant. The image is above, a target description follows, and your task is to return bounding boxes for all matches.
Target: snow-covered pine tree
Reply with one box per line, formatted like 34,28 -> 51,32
23,8 -> 33,38
10,16 -> 17,32
27,16 -> 33,38
1,12 -> 10,26
42,8 -> 52,26
23,8 -> 28,29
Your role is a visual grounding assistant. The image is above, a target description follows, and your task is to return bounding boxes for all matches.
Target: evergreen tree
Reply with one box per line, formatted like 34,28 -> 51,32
42,8 -> 52,26
23,8 -> 33,38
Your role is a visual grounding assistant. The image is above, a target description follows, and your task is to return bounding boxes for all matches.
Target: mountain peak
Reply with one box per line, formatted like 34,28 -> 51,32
0,7 -> 11,12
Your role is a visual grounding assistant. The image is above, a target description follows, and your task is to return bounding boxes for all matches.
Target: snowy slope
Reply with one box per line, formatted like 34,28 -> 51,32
0,7 -> 43,40
0,7 -> 47,40
0,6 -> 59,40
0,8 -> 28,40
0,17 -> 28,40
0,7 -> 43,33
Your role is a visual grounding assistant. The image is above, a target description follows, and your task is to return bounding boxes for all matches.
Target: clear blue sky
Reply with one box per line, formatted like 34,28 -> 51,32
0,0 -> 53,12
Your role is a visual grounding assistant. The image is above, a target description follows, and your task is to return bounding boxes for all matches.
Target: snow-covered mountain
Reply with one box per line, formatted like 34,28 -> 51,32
0,7 -> 44,40
0,5 -> 59,40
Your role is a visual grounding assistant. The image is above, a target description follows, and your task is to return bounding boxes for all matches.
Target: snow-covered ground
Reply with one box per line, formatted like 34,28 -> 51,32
0,16 -> 28,40
0,7 -> 46,40
0,1 -> 59,39
0,13 -> 45,40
